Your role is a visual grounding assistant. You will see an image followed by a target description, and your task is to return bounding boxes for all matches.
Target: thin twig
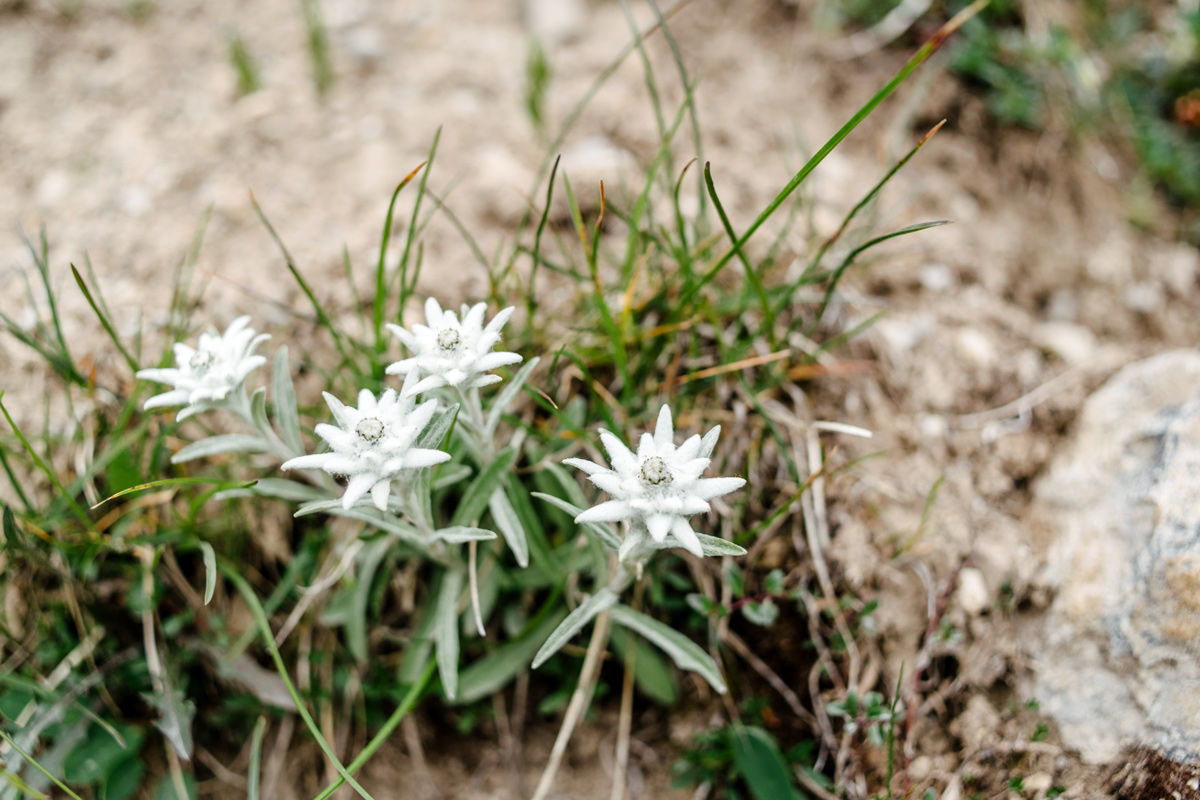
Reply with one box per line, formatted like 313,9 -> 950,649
531,610 -> 613,800
722,629 -> 817,728
610,579 -> 644,800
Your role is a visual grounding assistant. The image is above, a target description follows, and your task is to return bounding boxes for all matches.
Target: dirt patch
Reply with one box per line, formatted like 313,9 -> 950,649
3,0 -> 1199,797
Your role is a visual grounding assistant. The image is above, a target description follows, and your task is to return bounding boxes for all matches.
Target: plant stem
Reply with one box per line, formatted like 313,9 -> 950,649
530,610 -> 613,800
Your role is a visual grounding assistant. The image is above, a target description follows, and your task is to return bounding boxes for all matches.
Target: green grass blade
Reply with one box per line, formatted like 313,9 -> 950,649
373,162 -> 427,353
250,193 -> 356,369
704,163 -> 776,345
247,716 -> 267,800
310,660 -> 435,800
220,563 -> 377,800
397,129 -> 441,326
70,264 -> 139,374
0,728 -> 83,800
681,1 -> 986,307
0,392 -> 89,525
526,154 -> 561,317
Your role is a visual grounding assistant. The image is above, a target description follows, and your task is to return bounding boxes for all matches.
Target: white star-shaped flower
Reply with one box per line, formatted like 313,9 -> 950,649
564,405 -> 745,559
385,298 -> 522,394
137,316 -> 269,419
281,375 -> 451,511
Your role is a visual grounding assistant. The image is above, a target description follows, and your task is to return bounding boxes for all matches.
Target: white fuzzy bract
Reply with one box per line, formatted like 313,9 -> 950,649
386,298 -> 522,394
565,405 -> 745,558
281,377 -> 450,511
137,316 -> 269,419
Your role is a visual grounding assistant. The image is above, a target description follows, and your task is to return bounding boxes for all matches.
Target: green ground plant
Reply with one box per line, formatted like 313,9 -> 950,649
0,2 -> 985,798
827,0 -> 1200,227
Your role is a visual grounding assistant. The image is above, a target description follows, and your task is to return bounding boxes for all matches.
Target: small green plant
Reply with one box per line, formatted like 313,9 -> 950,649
228,34 -> 261,96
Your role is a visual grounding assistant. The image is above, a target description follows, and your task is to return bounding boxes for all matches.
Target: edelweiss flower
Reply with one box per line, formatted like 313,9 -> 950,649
137,316 -> 269,419
281,376 -> 450,511
565,405 -> 745,559
386,298 -> 522,394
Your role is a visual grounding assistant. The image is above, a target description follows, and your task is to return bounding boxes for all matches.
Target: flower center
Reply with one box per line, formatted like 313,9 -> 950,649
437,328 -> 462,350
355,417 -> 385,442
639,456 -> 673,486
189,350 -> 215,372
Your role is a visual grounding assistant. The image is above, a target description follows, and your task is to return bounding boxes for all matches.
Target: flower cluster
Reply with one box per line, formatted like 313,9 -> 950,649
281,375 -> 450,510
565,405 -> 744,559
136,316 -> 269,419
386,298 -> 522,394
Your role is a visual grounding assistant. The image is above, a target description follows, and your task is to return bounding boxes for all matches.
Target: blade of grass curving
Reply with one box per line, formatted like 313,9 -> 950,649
618,0 -> 667,143
0,766 -> 45,799
22,227 -> 73,371
422,191 -> 490,284
811,221 -> 948,331
704,163 -> 776,346
434,569 -> 463,700
681,0 -> 986,308
797,120 -> 945,297
247,716 -> 267,800
373,162 -> 427,352
0,728 -> 83,800
311,660 -> 435,800
806,310 -> 887,366
70,264 -> 138,374
608,604 -> 726,693
0,443 -> 34,513
647,0 -> 707,230
249,192 -> 353,366
220,563 -> 377,800
397,129 -> 440,326
0,393 -> 89,524
527,154 -> 561,316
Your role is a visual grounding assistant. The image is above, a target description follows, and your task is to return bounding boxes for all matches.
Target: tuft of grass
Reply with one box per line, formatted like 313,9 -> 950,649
301,0 -> 334,96
228,34 -> 261,96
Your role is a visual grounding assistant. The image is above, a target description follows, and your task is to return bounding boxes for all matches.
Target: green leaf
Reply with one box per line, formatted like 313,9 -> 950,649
454,606 -> 568,704
214,478 -> 327,503
170,434 -> 269,464
435,569 -> 463,700
431,463 -> 473,492
450,446 -> 519,527
732,725 -> 803,800
487,487 -> 529,567
347,537 -> 394,664
150,772 -> 196,800
532,588 -> 619,668
199,542 -> 216,605
2,505 -> 28,550
696,533 -> 746,558
247,717 -> 267,800
272,346 -> 303,455
531,492 -> 620,550
294,502 -> 426,550
741,599 -> 779,627
434,526 -> 498,544
416,403 -> 459,450
143,684 -> 195,761
609,627 -> 680,707
486,356 -> 540,436
608,604 -> 726,694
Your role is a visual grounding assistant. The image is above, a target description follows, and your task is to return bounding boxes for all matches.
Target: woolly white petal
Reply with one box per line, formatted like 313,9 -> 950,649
387,323 -> 417,350
636,432 -> 656,461
669,518 -> 704,557
462,303 -> 487,333
136,368 -> 180,384
474,351 -> 523,372
405,448 -> 452,469
385,358 -> 419,377
143,389 -> 190,409
575,500 -> 636,523
646,514 -> 672,542
342,473 -> 377,510
693,476 -> 745,500
676,434 -> 703,463
371,481 -> 391,511
424,297 -> 444,325
653,405 -> 674,448
598,431 -> 637,472
589,473 -> 624,495
281,453 -> 335,471
563,457 -> 606,475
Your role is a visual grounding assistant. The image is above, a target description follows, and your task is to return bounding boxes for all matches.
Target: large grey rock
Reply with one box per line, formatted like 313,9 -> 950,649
1034,350 -> 1200,764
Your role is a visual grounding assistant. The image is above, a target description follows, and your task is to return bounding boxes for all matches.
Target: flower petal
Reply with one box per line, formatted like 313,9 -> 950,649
563,457 -> 606,475
693,476 -> 746,501
342,473 -> 377,510
281,453 -> 334,471
669,518 -> 704,557
699,425 -> 722,459
653,405 -> 674,448
645,514 -> 673,542
598,431 -> 637,472
371,481 -> 391,511
589,473 -> 624,496
575,500 -> 636,524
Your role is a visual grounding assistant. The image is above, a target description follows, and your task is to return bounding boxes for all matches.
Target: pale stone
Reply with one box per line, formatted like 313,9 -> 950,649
1030,321 -> 1097,367
957,567 -> 990,616
1034,350 -> 1200,763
